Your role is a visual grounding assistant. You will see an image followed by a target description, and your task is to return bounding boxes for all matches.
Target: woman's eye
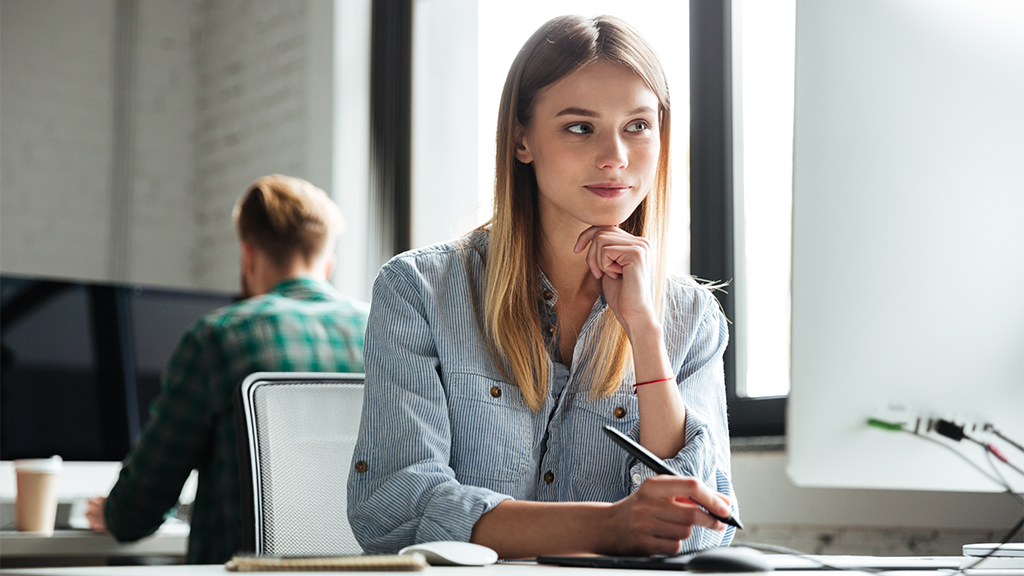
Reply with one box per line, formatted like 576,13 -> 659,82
566,123 -> 592,134
626,121 -> 650,133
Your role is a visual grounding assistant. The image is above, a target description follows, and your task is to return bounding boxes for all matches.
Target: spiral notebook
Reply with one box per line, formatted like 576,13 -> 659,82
224,553 -> 428,572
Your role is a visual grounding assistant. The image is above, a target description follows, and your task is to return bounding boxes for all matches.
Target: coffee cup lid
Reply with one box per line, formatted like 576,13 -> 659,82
14,455 -> 63,473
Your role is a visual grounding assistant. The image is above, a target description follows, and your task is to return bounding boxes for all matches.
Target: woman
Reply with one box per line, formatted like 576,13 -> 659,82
348,15 -> 736,558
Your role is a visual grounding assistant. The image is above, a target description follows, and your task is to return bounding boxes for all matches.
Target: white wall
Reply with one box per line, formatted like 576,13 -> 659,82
1,0 -> 118,283
190,0 -> 335,291
130,0 -> 201,287
0,0 -> 357,511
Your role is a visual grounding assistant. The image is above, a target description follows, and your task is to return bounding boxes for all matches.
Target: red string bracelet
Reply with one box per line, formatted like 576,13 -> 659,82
632,376 -> 674,392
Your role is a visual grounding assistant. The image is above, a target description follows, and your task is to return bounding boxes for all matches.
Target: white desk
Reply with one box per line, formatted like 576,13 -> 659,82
1,561 -> 1022,576
0,522 -> 188,566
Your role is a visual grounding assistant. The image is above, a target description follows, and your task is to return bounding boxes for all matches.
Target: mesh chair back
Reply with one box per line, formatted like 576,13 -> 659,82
237,372 -> 364,556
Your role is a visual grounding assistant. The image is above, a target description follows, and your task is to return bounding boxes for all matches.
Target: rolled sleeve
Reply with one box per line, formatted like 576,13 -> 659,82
626,408 -> 736,549
347,262 -> 511,553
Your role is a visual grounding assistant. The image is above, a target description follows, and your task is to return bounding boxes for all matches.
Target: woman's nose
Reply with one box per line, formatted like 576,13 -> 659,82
596,134 -> 629,170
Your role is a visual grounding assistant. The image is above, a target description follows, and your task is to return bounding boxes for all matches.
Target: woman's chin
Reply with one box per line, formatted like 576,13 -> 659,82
583,213 -> 634,228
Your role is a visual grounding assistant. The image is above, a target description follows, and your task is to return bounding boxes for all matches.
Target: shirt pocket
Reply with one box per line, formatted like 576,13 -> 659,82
447,372 -> 533,484
570,390 -> 638,492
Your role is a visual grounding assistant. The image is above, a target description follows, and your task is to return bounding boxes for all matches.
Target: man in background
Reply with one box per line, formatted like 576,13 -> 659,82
87,175 -> 369,564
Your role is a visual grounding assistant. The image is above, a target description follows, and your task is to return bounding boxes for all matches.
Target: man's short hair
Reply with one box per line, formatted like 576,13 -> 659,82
233,175 -> 344,268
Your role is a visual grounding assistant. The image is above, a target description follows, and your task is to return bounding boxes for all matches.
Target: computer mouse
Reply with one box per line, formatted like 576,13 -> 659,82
398,541 -> 499,566
685,546 -> 773,573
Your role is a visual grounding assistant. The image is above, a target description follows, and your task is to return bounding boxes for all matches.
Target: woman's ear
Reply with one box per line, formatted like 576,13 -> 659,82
513,124 -> 534,164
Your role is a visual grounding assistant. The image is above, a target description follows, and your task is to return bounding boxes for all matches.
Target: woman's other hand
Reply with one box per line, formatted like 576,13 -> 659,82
577,224 -> 685,458
602,475 -> 730,556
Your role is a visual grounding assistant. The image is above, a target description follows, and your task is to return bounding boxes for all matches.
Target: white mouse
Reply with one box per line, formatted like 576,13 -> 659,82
399,541 -> 499,566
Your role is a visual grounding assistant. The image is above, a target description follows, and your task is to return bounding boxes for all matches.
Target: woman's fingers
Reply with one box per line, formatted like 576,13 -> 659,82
599,244 -> 646,278
606,476 -> 731,556
637,477 -> 728,531
573,226 -> 606,253
574,226 -> 660,337
576,226 -> 649,280
650,476 -> 733,520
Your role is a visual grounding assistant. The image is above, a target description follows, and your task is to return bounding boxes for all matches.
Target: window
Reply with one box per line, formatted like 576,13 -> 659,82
732,0 -> 796,400
394,0 -> 793,437
689,0 -> 793,438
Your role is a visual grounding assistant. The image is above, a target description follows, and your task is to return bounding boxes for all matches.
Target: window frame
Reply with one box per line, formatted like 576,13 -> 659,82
369,0 -> 415,267
688,0 -> 786,438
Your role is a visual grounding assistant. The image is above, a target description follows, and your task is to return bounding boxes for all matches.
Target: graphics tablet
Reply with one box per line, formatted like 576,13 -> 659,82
539,547 -> 772,573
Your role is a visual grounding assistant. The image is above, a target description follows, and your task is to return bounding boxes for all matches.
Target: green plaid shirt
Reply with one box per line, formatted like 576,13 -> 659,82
104,277 -> 369,564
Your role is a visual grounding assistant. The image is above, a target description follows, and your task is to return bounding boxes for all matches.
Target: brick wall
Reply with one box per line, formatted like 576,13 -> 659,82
1,0 -> 117,282
190,0 -> 334,290
128,0 -> 201,287
0,0 -> 333,292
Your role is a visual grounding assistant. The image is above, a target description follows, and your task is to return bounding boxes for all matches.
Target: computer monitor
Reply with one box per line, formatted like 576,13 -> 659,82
786,0 -> 1023,493
128,285 -> 237,432
0,275 -> 235,462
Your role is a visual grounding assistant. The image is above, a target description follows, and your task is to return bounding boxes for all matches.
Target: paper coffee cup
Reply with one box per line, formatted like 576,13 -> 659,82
14,456 -> 63,535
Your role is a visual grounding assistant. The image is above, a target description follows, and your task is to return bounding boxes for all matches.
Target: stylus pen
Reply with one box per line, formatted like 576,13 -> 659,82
602,425 -> 744,530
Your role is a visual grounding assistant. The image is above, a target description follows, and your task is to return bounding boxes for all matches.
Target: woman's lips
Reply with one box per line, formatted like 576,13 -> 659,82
585,183 -> 630,198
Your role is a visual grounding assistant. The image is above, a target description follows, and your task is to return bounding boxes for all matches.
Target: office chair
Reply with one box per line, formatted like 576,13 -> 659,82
236,372 -> 365,556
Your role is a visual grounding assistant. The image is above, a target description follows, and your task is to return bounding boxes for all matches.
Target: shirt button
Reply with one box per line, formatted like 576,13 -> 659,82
547,324 -> 557,335
490,386 -> 502,398
543,290 -> 555,300
355,461 -> 368,473
632,473 -> 642,485
613,406 -> 627,419
544,471 -> 555,484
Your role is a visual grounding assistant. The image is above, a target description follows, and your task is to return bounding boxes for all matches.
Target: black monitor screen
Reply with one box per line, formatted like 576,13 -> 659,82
1,280 -> 104,460
129,287 -> 235,430
0,275 -> 235,461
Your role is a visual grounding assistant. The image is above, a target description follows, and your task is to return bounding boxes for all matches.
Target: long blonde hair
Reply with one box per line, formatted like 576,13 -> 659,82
482,15 -> 672,412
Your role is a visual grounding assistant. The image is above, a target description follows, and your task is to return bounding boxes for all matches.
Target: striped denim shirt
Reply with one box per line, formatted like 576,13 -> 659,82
348,231 -> 736,553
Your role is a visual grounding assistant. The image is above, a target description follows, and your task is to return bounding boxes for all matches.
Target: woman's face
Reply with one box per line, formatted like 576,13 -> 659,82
516,60 -> 661,234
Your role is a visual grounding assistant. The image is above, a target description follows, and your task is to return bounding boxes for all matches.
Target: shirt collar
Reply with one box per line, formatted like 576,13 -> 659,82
536,268 -> 608,311
266,277 -> 338,301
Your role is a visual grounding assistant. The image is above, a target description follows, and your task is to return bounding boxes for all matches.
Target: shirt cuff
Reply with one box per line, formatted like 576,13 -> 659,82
417,485 -> 512,544
626,406 -> 711,491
